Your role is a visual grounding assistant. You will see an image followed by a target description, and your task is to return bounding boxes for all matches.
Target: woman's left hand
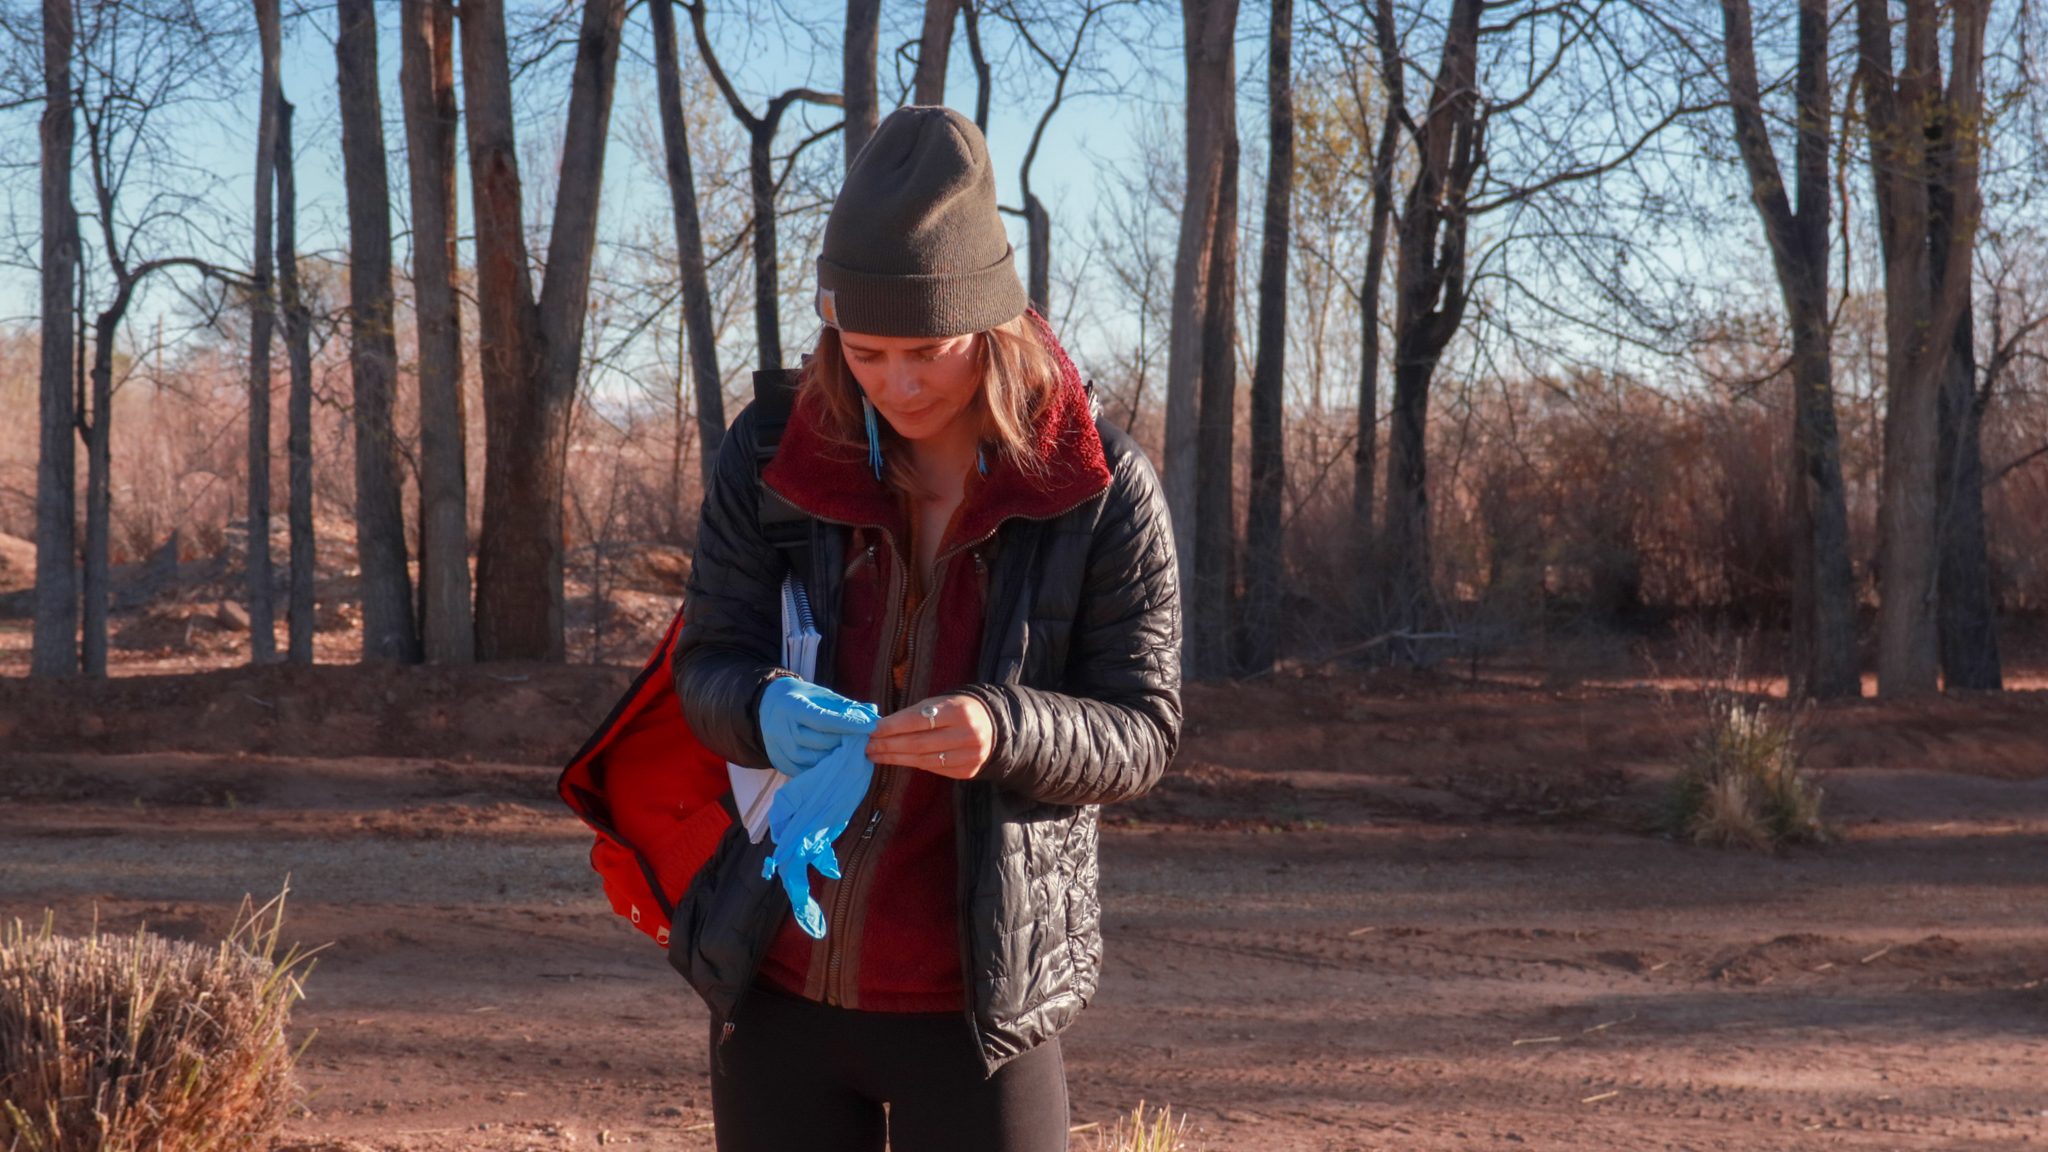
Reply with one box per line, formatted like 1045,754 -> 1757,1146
864,693 -> 994,779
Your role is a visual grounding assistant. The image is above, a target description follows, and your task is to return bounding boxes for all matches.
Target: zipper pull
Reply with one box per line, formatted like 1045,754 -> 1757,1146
720,1021 -> 736,1045
860,810 -> 884,840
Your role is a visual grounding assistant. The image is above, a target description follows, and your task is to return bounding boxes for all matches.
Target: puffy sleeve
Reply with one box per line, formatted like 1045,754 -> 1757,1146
958,427 -> 1182,805
670,404 -> 794,769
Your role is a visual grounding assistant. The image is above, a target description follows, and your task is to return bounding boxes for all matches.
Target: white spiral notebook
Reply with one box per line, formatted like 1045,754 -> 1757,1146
728,573 -> 820,842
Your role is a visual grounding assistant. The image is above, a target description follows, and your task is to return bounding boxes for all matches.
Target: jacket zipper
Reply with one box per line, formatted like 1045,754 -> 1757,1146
783,482 -> 1107,1013
821,525 -> 910,1007
822,785 -> 895,1004
820,520 -> 985,1006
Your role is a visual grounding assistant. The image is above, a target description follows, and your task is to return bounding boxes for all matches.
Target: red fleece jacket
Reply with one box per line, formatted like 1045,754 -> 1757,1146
751,315 -> 1111,1012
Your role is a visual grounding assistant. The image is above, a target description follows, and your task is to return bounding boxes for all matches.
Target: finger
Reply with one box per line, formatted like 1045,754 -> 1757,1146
869,714 -> 953,741
868,747 -> 972,773
862,727 -> 970,757
790,697 -> 879,733
874,697 -> 968,734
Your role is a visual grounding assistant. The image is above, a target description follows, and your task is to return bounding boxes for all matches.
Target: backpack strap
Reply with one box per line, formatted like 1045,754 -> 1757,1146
751,368 -> 813,581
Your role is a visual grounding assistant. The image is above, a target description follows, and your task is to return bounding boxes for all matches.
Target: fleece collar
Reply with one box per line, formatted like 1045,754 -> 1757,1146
762,312 -> 1111,546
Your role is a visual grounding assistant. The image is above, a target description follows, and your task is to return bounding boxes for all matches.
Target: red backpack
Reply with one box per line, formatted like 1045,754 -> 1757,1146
556,369 -> 810,948
556,607 -> 734,947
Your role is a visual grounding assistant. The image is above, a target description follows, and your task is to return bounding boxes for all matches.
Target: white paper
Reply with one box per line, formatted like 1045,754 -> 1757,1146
728,572 -> 820,842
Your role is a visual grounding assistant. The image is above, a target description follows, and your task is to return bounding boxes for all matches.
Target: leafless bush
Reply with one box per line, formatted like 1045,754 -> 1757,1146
0,889 -> 314,1151
1655,632 -> 1829,850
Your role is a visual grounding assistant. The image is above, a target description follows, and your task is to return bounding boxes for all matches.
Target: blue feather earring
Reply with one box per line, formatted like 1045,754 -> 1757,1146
862,395 -> 883,481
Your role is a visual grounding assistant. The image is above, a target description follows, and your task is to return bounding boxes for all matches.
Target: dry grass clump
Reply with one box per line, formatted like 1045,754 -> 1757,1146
0,891 -> 314,1152
1094,1101 -> 1197,1151
1667,693 -> 1830,850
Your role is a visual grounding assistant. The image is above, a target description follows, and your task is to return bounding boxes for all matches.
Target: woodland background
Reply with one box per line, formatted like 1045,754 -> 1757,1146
3,0 -> 2047,693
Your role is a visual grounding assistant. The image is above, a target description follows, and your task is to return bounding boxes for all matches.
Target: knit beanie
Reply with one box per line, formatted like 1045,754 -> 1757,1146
814,106 -> 1027,338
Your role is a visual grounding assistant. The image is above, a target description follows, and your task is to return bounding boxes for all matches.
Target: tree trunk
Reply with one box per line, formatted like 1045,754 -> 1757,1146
81,308 -> 115,677
276,97 -> 315,664
400,0 -> 473,663
650,0 -> 725,491
843,0 -> 880,168
961,0 -> 990,132
682,5 -> 840,394
247,0 -> 280,665
33,0 -> 77,678
1379,0 -> 1482,633
1857,0 -> 1987,696
1928,70 -> 1999,690
1350,100 -> 1397,632
1936,301 -> 2000,688
338,0 -> 421,664
1164,0 -> 1239,635
914,0 -> 956,105
1787,285 -> 1860,698
1722,0 -> 1859,698
1192,136 -> 1239,680
1024,194 -> 1050,317
1243,0 -> 1292,676
461,0 -> 546,659
466,0 -> 627,661
748,125 -> 783,371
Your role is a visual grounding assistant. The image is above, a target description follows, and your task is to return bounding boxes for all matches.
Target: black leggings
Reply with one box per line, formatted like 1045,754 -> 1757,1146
710,988 -> 1069,1152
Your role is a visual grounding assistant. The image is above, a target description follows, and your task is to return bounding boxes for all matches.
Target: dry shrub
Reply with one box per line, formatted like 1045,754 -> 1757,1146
0,891 -> 313,1152
1094,1102 -> 1197,1152
1666,692 -> 1829,850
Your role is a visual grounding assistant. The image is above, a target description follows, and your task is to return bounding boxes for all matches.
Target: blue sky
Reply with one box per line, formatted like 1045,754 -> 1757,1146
0,0 -> 1183,390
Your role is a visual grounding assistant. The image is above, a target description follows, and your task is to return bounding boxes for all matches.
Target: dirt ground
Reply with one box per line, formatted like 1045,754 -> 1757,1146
3,658 -> 2047,1151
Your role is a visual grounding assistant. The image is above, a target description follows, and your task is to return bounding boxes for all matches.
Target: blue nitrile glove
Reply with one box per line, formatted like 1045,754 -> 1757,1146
758,677 -> 876,776
760,716 -> 878,939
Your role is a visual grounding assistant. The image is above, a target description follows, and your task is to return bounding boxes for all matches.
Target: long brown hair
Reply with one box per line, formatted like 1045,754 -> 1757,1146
798,314 -> 1061,495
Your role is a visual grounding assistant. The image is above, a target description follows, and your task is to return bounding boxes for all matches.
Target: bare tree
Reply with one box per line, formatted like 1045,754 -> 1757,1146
910,0 -> 992,125
1937,303 -> 2000,688
32,0 -> 76,678
844,0 -> 879,166
987,0 -> 1129,317
399,0 -> 472,663
914,0 -> 957,103
684,0 -> 841,371
1162,0 -> 1239,658
462,0 -> 627,661
1349,1 -> 1399,627
58,1 -> 247,676
246,0 -> 280,665
648,0 -> 725,490
1367,1 -> 1709,635
961,0 -> 991,130
337,0 -> 421,664
1191,133 -> 1239,679
1931,41 -> 2003,691
275,95 -> 314,663
1720,0 -> 1859,698
1373,0 -> 1476,634
1855,0 -> 1989,695
1242,0 -> 1293,674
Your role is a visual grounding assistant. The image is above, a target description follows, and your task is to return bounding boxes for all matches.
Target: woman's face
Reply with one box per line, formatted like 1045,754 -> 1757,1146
840,330 -> 982,442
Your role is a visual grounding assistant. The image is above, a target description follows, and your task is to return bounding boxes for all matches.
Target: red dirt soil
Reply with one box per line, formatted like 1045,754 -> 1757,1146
3,664 -> 2047,1150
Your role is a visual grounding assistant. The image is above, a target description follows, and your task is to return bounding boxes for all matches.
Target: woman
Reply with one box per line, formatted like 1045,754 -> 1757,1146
670,105 -> 1180,1151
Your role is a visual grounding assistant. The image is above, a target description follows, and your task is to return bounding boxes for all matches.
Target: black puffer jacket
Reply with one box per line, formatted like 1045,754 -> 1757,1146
669,388 -> 1181,1074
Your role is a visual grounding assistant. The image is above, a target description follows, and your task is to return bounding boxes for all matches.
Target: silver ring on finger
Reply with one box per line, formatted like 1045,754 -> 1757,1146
938,750 -> 947,768
922,702 -> 940,730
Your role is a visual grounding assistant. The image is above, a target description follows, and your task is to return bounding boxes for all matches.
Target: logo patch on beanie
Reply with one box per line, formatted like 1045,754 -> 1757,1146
815,287 -> 839,328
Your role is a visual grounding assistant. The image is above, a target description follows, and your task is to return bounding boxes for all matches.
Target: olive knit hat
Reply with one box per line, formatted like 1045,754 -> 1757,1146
814,106 -> 1027,338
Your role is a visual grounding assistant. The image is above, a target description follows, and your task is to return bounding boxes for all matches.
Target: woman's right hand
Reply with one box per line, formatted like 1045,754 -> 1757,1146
757,678 -> 878,776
